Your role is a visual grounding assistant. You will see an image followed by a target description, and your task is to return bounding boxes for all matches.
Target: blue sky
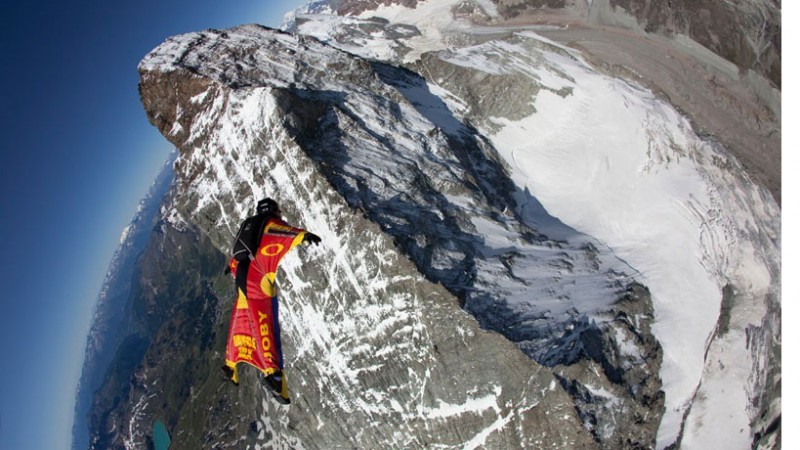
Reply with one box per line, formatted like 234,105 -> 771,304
0,1 -> 308,448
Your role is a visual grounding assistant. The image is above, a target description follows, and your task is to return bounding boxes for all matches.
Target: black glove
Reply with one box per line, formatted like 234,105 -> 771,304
224,266 -> 231,275
303,232 -> 321,246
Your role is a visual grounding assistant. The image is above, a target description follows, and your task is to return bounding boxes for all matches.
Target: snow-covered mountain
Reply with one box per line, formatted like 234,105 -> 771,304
278,2 -> 781,447
79,0 -> 780,448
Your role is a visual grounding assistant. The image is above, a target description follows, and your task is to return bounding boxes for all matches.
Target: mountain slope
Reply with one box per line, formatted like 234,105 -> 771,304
284,2 -> 780,447
132,24 -> 608,449
86,196 -> 228,449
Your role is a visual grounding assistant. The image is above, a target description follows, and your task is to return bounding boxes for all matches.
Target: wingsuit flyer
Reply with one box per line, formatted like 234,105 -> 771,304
222,198 -> 320,404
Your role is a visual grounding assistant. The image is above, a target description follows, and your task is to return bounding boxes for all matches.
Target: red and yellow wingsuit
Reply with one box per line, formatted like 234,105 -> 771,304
224,217 -> 307,396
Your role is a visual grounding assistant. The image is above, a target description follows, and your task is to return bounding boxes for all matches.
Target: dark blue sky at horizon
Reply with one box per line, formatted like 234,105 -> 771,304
0,1 -> 308,448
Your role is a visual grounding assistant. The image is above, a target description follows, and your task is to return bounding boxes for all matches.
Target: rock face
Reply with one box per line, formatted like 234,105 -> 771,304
605,0 -> 781,89
135,24 -> 602,450
552,283 -> 663,449
477,0 -> 782,91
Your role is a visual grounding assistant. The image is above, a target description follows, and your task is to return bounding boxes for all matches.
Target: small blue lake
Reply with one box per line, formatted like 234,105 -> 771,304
153,420 -> 171,450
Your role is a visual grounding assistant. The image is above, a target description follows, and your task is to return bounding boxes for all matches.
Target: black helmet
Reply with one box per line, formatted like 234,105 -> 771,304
256,198 -> 280,216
